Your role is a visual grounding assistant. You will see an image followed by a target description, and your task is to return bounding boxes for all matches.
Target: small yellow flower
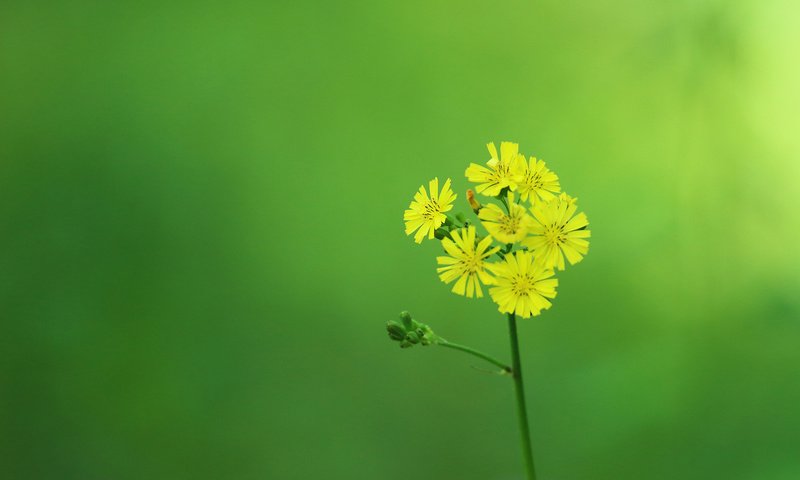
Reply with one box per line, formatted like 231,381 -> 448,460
522,193 -> 590,270
488,250 -> 558,318
516,156 -> 560,206
436,226 -> 500,298
404,177 -> 457,244
465,142 -> 524,197
478,193 -> 531,244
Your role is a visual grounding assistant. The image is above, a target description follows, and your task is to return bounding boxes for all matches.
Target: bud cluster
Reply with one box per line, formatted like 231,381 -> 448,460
386,311 -> 440,348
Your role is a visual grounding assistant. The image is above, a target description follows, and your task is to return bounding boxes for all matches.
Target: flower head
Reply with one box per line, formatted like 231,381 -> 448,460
436,226 -> 500,298
404,177 -> 456,244
522,193 -> 590,270
478,193 -> 531,244
488,250 -> 558,318
465,142 -> 524,197
516,156 -> 560,206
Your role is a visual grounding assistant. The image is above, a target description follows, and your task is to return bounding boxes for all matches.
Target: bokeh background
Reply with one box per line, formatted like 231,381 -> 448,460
2,0 -> 799,479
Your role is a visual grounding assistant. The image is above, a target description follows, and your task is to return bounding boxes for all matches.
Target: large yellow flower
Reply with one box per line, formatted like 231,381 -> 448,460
478,193 -> 531,244
522,193 -> 590,270
516,156 -> 560,206
404,177 -> 456,244
488,250 -> 558,318
465,142 -> 524,197
436,226 -> 499,298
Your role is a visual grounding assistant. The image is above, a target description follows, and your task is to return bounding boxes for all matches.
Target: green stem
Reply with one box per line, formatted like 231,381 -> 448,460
508,313 -> 537,480
438,340 -> 512,373
499,193 -> 510,213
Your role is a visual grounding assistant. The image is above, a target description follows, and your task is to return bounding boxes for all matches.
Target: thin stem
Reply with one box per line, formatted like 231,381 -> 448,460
508,313 -> 537,480
499,192 -> 510,213
437,340 -> 512,373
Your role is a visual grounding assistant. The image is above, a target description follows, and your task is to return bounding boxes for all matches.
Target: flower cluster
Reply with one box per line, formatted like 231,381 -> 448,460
403,141 -> 590,318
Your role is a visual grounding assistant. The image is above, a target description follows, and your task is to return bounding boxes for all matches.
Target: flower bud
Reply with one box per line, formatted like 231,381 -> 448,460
399,311 -> 413,330
467,189 -> 482,213
386,320 -> 406,341
420,332 -> 433,346
434,228 -> 450,240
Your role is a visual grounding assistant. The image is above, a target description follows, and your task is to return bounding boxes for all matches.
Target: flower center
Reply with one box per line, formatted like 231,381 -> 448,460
422,199 -> 441,220
510,272 -> 537,297
525,172 -> 542,189
500,213 -> 521,234
493,163 -> 512,182
456,253 -> 480,275
544,223 -> 565,245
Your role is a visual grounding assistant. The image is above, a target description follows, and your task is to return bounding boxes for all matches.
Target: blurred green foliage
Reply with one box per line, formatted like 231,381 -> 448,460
1,0 -> 799,479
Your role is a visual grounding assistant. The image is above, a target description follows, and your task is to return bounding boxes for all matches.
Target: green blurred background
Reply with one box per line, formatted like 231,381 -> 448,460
2,0 -> 799,479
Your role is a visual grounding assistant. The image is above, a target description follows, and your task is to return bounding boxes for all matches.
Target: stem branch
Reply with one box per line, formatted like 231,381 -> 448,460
437,340 -> 512,373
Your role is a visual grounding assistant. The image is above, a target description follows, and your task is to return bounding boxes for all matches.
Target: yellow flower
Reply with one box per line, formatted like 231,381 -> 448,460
465,142 -> 524,197
488,250 -> 558,318
478,193 -> 531,244
522,193 -> 590,270
436,226 -> 500,298
516,156 -> 560,206
404,177 -> 457,244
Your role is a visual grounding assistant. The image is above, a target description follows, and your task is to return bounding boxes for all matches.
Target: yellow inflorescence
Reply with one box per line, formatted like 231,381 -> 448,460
522,193 -> 590,271
478,193 -> 531,245
465,142 -> 525,197
403,141 -> 590,319
403,177 -> 456,244
488,250 -> 558,318
516,156 -> 561,206
436,226 -> 499,298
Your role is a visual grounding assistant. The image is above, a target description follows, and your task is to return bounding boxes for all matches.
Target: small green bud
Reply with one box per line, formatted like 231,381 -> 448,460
399,311 -> 413,330
434,228 -> 450,240
404,331 -> 420,345
420,334 -> 433,346
386,320 -> 406,341
419,325 -> 437,345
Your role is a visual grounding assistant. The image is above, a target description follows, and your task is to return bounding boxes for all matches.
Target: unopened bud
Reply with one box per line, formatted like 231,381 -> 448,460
467,189 -> 482,213
399,311 -> 413,330
434,228 -> 450,240
420,332 -> 433,346
387,320 -> 406,341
